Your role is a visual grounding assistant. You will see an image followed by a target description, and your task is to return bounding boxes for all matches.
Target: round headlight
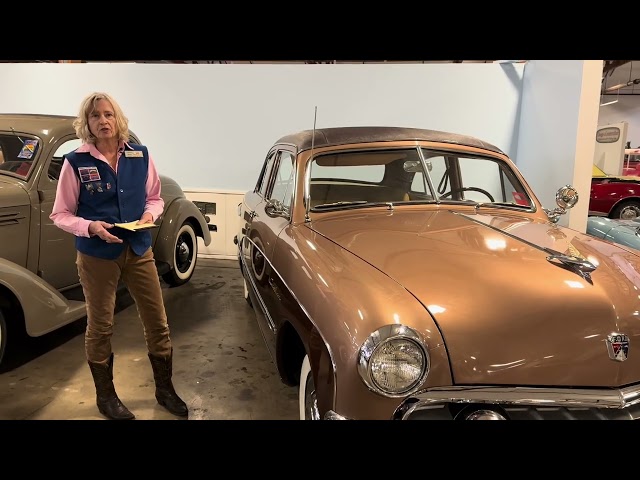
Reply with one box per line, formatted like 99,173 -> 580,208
358,325 -> 429,397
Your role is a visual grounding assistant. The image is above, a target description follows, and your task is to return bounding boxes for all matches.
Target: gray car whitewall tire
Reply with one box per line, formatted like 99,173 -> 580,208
162,221 -> 198,287
299,354 -> 320,420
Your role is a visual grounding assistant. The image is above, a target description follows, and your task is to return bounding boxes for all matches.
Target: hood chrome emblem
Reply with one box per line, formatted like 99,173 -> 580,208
546,254 -> 597,282
606,333 -> 630,362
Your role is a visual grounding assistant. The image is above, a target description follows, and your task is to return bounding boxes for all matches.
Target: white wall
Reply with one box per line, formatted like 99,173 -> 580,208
598,95 -> 640,147
515,60 -> 602,232
0,63 -> 524,192
593,122 -> 628,175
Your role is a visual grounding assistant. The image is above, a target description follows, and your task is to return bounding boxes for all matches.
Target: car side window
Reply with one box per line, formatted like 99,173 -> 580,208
49,138 -> 83,181
257,151 -> 276,197
0,134 -> 41,179
269,151 -> 295,207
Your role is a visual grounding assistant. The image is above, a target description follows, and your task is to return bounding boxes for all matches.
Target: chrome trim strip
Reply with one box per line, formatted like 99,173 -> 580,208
238,241 -> 275,331
397,385 -> 640,419
239,235 -> 339,411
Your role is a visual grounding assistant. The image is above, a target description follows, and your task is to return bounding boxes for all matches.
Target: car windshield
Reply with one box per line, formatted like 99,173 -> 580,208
0,132 -> 41,180
308,147 -> 532,209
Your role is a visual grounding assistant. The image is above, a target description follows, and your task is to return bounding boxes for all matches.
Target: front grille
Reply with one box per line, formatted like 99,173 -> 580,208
403,403 -> 640,420
395,384 -> 640,420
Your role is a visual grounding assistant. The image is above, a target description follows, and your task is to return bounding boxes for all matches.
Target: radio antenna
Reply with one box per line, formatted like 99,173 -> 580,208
305,106 -> 317,221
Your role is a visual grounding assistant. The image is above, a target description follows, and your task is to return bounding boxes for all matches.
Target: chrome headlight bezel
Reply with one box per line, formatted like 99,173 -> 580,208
357,324 -> 429,398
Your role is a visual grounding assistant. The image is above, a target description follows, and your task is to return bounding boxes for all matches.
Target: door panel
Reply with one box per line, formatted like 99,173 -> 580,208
37,137 -> 82,289
242,149 -> 296,360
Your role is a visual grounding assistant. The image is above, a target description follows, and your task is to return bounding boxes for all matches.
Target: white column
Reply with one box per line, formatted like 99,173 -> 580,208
516,60 -> 603,233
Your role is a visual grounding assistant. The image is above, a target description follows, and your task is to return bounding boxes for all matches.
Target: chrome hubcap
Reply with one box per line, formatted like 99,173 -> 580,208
620,205 -> 640,220
304,373 -> 320,420
175,236 -> 192,273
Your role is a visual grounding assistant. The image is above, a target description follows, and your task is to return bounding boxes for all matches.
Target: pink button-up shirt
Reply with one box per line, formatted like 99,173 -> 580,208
50,141 -> 164,238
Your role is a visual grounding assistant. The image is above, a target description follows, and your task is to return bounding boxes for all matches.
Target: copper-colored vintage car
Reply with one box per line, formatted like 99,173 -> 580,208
236,126 -> 640,420
0,114 -> 211,366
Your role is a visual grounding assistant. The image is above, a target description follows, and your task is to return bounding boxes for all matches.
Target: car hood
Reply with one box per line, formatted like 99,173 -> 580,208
309,208 -> 640,387
0,177 -> 29,208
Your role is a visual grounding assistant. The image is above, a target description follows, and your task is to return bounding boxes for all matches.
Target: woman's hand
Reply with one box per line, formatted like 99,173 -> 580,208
137,212 -> 154,225
88,221 -> 123,243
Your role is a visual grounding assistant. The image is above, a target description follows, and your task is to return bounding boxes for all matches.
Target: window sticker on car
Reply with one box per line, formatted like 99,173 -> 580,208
512,191 -> 529,206
78,166 -> 101,183
17,139 -> 38,159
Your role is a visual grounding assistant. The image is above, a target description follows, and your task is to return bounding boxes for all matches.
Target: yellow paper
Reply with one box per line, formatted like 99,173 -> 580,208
113,221 -> 158,231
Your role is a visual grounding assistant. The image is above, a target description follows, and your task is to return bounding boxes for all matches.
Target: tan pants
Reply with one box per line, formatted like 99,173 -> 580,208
76,246 -> 172,363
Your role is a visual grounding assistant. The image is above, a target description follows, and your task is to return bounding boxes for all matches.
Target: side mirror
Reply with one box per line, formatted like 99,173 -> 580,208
265,199 -> 290,219
544,185 -> 578,223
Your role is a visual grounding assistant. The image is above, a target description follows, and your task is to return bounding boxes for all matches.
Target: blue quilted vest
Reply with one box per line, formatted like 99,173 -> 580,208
64,144 -> 152,260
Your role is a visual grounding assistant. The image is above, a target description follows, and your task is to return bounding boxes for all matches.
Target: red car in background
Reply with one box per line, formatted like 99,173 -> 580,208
590,164 -> 640,220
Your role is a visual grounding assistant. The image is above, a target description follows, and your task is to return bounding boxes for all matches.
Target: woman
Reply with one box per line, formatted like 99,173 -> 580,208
50,92 -> 188,420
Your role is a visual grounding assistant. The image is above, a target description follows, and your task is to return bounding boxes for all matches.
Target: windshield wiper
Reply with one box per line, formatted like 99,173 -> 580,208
474,201 -> 531,211
312,201 -> 368,210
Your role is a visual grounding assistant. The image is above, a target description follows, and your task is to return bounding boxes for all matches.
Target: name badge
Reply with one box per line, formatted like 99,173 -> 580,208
78,166 -> 101,183
124,150 -> 143,158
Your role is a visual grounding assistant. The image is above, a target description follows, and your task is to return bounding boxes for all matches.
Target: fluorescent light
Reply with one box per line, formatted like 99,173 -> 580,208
600,99 -> 619,106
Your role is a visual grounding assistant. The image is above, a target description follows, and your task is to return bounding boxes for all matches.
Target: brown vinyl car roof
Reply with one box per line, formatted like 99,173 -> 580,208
275,126 -> 505,155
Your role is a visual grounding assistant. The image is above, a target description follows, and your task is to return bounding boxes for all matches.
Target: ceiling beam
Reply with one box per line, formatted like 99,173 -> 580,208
603,60 -> 632,76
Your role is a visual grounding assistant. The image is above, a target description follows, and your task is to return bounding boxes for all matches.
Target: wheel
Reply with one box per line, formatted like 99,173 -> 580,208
441,187 -> 495,202
162,221 -> 198,287
299,354 -> 321,420
611,200 -> 640,220
0,309 -> 6,367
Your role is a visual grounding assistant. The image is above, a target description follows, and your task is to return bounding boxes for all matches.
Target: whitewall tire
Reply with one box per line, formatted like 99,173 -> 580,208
162,222 -> 198,287
299,354 -> 320,420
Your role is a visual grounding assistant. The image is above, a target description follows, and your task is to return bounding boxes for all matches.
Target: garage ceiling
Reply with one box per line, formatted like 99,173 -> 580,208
7,60 -> 638,96
602,60 -> 640,96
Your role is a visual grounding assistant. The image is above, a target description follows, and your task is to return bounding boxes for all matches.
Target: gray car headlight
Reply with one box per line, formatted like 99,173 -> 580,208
357,324 -> 429,397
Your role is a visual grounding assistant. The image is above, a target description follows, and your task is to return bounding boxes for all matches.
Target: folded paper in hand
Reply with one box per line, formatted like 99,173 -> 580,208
113,221 -> 159,231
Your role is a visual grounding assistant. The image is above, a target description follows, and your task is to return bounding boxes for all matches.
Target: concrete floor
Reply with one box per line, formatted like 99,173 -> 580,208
0,258 -> 299,420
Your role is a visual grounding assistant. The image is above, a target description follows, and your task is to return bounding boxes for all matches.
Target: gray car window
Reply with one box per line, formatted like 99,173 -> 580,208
49,138 -> 83,181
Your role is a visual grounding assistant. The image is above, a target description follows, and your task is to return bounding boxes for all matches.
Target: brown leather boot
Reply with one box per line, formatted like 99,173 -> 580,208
87,353 -> 135,420
148,349 -> 188,417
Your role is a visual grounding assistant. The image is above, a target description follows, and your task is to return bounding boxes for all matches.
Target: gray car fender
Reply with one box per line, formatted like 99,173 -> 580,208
0,258 -> 86,337
153,197 -> 211,266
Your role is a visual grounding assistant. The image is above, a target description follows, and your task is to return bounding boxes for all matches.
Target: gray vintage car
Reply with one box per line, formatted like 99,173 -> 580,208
0,113 -> 211,366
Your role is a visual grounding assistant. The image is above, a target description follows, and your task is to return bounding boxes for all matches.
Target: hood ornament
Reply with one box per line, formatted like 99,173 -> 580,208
546,253 -> 597,282
606,333 -> 630,362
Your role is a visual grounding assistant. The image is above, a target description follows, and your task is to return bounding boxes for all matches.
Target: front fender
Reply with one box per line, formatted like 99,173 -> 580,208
0,258 -> 86,337
154,197 -> 212,265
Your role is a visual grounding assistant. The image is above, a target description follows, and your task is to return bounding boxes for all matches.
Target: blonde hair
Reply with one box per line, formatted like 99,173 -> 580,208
73,92 -> 130,144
